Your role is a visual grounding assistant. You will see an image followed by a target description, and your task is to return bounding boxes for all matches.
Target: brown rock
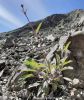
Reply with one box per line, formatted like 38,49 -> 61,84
63,32 -> 84,87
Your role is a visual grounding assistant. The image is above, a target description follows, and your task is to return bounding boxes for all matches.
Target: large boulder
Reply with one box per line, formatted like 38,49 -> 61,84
63,32 -> 84,82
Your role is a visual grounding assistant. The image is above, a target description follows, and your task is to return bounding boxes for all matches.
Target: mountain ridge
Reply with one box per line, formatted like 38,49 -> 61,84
1,9 -> 84,38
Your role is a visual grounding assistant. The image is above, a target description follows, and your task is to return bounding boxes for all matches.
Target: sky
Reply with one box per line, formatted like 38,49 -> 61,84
0,0 -> 84,32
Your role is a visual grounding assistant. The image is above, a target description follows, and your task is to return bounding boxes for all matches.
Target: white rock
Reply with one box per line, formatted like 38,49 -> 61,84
63,77 -> 72,82
38,44 -> 41,47
72,78 -> 79,85
77,94 -> 81,98
70,88 -> 76,96
46,34 -> 55,41
59,35 -> 69,50
46,44 -> 58,61
0,70 -> 4,77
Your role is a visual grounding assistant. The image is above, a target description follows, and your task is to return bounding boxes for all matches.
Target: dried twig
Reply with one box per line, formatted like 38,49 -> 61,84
21,4 -> 35,33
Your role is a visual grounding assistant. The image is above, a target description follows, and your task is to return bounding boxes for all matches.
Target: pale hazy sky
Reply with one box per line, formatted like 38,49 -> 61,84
0,0 -> 84,32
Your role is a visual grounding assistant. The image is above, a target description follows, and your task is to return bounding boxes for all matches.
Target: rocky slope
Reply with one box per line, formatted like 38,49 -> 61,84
0,9 -> 84,100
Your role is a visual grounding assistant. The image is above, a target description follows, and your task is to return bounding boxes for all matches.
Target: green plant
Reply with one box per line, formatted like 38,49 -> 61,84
15,41 -> 72,98
12,5 -> 72,98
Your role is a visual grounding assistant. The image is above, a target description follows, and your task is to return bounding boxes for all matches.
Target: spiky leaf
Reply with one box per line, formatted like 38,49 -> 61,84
21,74 -> 34,79
24,59 -> 45,70
55,53 -> 60,65
62,60 -> 72,66
36,22 -> 42,34
63,41 -> 71,51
